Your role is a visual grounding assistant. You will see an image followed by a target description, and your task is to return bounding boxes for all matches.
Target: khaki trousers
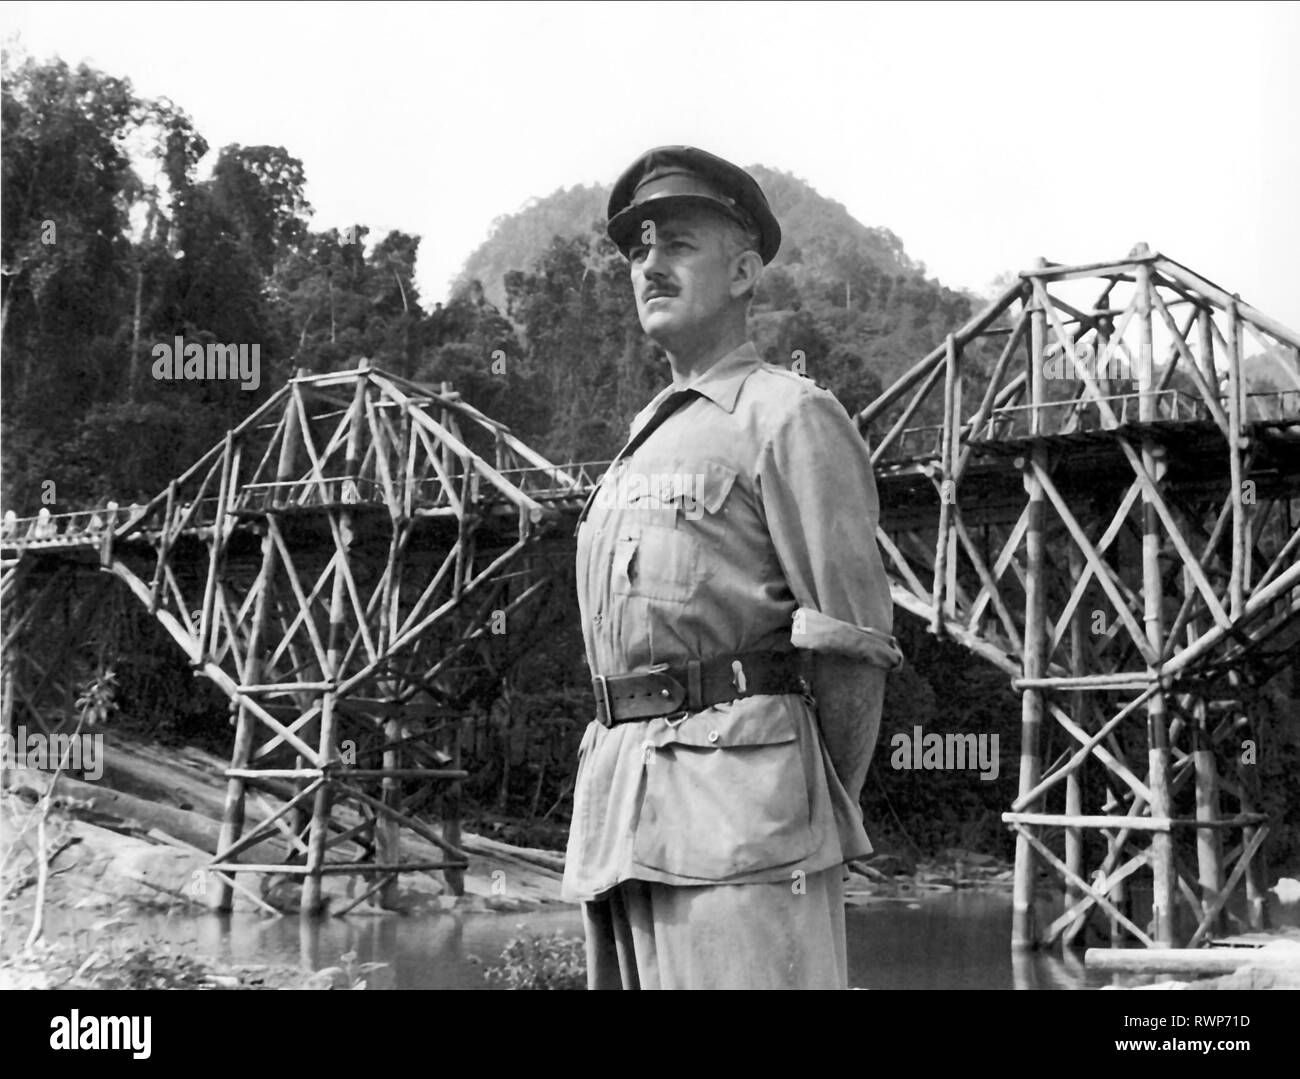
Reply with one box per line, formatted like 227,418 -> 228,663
581,866 -> 848,989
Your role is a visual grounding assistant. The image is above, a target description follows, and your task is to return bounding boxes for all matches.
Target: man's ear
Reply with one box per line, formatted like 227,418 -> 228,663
730,250 -> 764,300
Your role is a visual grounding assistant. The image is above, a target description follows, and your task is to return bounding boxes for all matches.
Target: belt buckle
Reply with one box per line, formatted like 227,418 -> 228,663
646,663 -> 686,724
641,661 -> 695,724
594,674 -> 616,728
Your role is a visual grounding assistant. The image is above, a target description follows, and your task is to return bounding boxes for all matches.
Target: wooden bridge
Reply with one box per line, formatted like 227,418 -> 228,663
2,365 -> 599,915
4,247 -> 1299,947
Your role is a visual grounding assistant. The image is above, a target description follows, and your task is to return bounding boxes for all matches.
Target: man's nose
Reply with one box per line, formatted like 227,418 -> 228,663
641,240 -> 668,277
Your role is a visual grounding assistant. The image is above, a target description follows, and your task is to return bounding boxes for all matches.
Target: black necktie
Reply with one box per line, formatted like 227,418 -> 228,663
574,388 -> 697,534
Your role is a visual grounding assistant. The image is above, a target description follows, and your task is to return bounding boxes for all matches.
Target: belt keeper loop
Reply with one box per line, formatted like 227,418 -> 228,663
731,658 -> 747,694
594,675 -> 614,727
687,660 -> 702,710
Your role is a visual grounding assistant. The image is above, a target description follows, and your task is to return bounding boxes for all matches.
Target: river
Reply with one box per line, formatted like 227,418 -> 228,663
41,890 -> 1145,989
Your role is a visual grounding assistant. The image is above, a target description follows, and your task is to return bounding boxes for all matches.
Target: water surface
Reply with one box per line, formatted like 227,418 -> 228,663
44,890 -> 1142,989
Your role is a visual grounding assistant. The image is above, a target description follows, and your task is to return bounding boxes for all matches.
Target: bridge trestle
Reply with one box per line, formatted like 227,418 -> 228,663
4,362 -> 584,914
862,247 -> 1300,948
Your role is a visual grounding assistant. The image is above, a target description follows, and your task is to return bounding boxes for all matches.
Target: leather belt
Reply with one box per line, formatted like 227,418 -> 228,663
592,651 -> 806,727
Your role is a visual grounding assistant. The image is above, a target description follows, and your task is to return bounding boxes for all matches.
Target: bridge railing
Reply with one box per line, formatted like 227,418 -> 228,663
980,389 -> 1213,442
491,461 -> 607,500
239,477 -> 387,511
1243,388 -> 1300,422
0,506 -> 150,547
2,463 -> 612,551
237,464 -> 606,512
884,425 -> 945,461
876,388 -> 1300,464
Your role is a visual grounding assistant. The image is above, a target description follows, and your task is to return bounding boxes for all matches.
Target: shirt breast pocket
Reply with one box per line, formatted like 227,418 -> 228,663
611,461 -> 738,605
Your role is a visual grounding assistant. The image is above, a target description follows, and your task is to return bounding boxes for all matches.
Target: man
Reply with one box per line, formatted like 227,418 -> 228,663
561,146 -> 903,989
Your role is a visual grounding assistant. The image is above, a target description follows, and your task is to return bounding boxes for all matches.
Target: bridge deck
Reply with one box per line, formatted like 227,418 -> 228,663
8,387 -> 1298,560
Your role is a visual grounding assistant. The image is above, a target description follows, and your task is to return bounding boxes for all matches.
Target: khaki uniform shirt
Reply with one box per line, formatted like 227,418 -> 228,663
562,342 -> 902,903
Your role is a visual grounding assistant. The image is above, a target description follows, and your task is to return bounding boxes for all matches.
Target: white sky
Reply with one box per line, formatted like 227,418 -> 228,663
5,0 -> 1299,331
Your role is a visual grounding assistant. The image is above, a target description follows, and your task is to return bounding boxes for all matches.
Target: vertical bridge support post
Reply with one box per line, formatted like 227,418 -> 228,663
1012,277 -> 1049,950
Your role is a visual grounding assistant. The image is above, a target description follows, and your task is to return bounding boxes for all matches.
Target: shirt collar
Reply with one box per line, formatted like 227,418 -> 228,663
668,341 -> 763,414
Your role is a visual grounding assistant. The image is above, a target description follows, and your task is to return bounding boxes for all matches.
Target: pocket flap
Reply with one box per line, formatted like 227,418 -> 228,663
621,459 -> 739,517
658,699 -> 798,748
697,460 -> 738,515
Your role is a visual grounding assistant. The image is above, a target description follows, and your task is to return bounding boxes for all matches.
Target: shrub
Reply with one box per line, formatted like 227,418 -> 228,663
481,931 -> 586,990
2,930 -> 213,990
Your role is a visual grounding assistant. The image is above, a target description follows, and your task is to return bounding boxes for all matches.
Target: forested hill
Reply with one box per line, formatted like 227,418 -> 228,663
457,165 -> 925,312
457,183 -> 609,311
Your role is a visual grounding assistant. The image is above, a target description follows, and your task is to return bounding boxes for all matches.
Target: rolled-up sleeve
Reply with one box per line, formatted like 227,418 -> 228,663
757,389 -> 903,670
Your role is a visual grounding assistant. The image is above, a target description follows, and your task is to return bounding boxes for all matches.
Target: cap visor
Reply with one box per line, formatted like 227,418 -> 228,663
607,194 -> 751,252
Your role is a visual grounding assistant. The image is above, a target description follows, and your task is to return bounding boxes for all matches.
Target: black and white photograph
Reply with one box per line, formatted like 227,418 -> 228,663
1,0 -> 1298,1031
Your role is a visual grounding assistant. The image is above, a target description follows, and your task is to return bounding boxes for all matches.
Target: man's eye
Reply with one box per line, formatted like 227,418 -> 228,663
629,246 -> 649,262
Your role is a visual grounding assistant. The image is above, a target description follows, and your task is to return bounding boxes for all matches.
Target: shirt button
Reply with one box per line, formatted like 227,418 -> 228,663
707,730 -> 720,744
593,613 -> 604,627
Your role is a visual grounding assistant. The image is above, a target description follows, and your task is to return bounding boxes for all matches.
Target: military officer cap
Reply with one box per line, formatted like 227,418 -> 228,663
606,146 -> 782,265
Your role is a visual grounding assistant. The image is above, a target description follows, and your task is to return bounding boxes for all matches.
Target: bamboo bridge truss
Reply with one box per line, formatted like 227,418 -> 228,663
3,248 -> 1298,946
860,246 -> 1300,948
2,364 -> 601,914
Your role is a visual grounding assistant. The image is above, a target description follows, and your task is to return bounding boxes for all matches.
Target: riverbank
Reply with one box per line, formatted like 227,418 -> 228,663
0,733 -> 573,988
2,735 -> 1017,919
1,737 -> 567,919
0,733 -> 1016,988
5,735 -> 1298,990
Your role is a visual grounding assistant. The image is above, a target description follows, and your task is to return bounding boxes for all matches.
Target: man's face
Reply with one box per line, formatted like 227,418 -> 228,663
628,206 -> 737,345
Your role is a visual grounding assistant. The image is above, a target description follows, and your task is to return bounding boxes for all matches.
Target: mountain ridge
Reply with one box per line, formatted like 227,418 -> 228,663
455,165 -> 940,311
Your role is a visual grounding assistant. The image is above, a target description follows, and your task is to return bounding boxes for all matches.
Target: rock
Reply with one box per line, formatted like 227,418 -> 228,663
847,861 -> 891,883
261,878 -> 303,913
1202,965 -> 1300,990
1270,877 -> 1300,905
942,848 -> 995,866
104,843 -> 207,905
484,893 -> 526,912
72,895 -> 112,909
304,966 -> 352,990
366,889 -> 422,914
865,852 -> 916,876
5,737 -> 570,914
221,962 -> 323,990
0,966 -> 52,990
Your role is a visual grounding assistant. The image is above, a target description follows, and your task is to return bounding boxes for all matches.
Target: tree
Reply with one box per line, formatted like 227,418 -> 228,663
209,144 -> 311,273
2,55 -> 160,507
1,54 -> 140,383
